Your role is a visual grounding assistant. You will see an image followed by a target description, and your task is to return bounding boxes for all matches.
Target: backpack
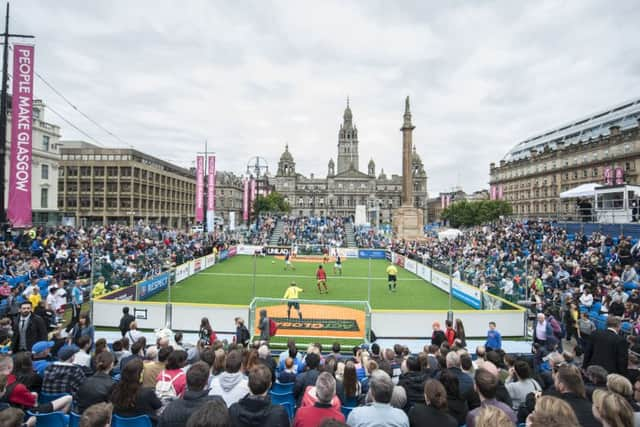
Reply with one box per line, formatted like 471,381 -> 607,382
155,370 -> 184,401
548,317 -> 561,335
269,318 -> 278,337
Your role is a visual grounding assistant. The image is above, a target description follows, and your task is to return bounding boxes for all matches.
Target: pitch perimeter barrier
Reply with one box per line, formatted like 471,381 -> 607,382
358,249 -> 387,259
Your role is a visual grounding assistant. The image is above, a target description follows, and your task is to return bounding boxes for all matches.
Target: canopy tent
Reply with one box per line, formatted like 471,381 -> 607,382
438,228 -> 463,241
559,183 -> 598,199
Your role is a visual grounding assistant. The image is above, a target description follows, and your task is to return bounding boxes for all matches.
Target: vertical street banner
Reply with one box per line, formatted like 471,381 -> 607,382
8,45 -> 35,227
604,167 -> 612,185
497,184 -> 504,200
615,167 -> 624,185
242,178 -> 249,222
490,185 -> 496,200
195,156 -> 204,223
250,178 -> 256,216
206,155 -> 215,231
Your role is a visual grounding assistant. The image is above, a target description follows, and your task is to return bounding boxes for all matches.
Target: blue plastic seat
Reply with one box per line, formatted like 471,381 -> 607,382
341,406 -> 356,419
271,381 -> 294,394
38,392 -> 70,404
269,390 -> 295,406
112,414 -> 153,427
280,401 -> 295,420
69,412 -> 81,427
26,411 -> 69,427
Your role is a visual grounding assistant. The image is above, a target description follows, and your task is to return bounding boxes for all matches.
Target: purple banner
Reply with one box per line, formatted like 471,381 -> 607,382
243,178 -> 249,222
195,156 -> 204,223
207,155 -> 215,211
8,45 -> 34,227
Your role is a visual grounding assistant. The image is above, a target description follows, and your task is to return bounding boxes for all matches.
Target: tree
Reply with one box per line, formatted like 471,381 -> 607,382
253,191 -> 291,215
440,200 -> 512,228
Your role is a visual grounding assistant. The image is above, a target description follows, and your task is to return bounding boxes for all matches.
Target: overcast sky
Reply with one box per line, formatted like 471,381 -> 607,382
11,1 -> 640,195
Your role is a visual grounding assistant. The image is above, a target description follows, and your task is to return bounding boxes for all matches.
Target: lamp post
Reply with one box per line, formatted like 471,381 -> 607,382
246,156 -> 269,225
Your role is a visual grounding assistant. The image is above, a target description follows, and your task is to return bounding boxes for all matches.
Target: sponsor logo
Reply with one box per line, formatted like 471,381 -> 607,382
264,246 -> 290,256
194,259 -> 202,272
272,317 -> 360,332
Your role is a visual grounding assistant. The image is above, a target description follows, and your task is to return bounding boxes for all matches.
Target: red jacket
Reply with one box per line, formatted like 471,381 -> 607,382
445,328 -> 456,346
6,374 -> 36,408
293,402 -> 345,427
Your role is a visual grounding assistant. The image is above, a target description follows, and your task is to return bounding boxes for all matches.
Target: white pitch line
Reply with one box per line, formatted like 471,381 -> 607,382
197,272 -> 423,281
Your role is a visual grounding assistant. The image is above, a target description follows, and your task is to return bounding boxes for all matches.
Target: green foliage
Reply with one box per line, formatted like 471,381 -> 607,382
440,200 -> 512,228
253,191 -> 291,214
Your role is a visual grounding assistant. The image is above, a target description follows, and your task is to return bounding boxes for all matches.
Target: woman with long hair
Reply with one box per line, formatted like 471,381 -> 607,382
71,312 -> 95,347
199,317 -> 217,346
439,369 -> 468,425
76,352 -> 115,413
592,389 -> 634,427
111,358 -> 161,423
12,351 -> 42,393
454,319 -> 467,348
526,395 -> 579,427
342,361 -> 361,406
408,379 -> 457,427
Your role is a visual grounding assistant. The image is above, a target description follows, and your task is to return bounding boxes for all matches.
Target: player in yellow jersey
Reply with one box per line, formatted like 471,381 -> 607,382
386,263 -> 398,292
283,281 -> 304,320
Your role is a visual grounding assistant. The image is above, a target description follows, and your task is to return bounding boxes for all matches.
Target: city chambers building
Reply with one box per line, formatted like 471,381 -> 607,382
270,101 -> 428,224
489,98 -> 640,219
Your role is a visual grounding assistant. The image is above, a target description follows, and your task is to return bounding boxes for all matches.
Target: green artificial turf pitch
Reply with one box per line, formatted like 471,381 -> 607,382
147,256 -> 472,311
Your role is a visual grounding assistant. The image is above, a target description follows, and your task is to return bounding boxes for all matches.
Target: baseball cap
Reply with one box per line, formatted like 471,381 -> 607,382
32,340 -> 54,354
57,344 -> 80,361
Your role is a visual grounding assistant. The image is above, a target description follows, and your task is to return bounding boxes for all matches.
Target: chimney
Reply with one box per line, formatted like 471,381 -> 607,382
500,160 -> 506,166
610,125 -> 621,136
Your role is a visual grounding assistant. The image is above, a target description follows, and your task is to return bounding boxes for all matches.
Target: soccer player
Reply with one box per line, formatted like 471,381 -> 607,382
386,262 -> 398,292
283,281 -> 304,320
316,265 -> 328,294
333,255 -> 343,276
323,247 -> 330,264
284,251 -> 296,271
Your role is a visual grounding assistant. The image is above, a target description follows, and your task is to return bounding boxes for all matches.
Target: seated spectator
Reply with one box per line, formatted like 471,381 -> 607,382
474,404 -> 515,427
120,338 -> 146,371
342,360 -> 361,405
74,335 -> 92,368
294,372 -> 345,427
347,370 -> 409,427
186,399 -> 231,427
525,395 -> 579,427
156,350 -> 188,400
125,321 -> 144,345
42,344 -> 86,396
111,358 -> 162,423
552,364 -> 600,427
159,362 -> 224,427
31,340 -> 54,377
143,346 -> 172,388
592,389 -> 634,427
0,355 -> 72,414
605,373 -> 640,422
466,368 -> 516,427
70,312 -> 95,347
0,407 -> 36,427
505,360 -> 541,410
440,368 -> 469,425
209,350 -> 249,407
441,351 -> 474,405
408,379 -> 457,427
399,355 -> 427,407
277,358 -> 297,384
228,364 -> 288,427
76,352 -> 115,413
12,351 -> 42,393
277,340 -> 302,372
79,402 -> 113,427
294,352 -> 322,405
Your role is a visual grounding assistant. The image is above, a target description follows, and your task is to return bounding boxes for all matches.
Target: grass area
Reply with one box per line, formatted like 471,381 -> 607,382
148,256 -> 471,311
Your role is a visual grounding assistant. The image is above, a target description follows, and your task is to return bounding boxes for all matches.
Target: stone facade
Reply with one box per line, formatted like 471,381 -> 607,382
489,98 -> 640,219
271,101 -> 428,224
214,171 -> 244,227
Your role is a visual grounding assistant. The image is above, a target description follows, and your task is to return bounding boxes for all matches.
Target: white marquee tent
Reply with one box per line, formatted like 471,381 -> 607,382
559,183 -> 598,199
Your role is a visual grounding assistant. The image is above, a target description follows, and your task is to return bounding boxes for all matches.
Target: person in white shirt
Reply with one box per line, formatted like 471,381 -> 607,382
74,335 -> 92,368
125,321 -> 144,344
579,289 -> 594,308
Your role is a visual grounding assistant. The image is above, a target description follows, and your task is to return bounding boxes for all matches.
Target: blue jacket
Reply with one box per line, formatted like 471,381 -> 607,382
485,329 -> 502,350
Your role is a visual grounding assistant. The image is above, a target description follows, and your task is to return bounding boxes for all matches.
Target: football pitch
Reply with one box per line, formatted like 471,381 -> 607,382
147,256 -> 472,311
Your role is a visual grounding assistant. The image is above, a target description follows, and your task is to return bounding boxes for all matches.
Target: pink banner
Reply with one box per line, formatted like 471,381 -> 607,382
615,167 -> 624,185
250,178 -> 256,215
207,155 -> 215,211
497,185 -> 504,200
8,45 -> 35,227
195,156 -> 204,222
604,167 -> 613,185
242,179 -> 249,222
490,185 -> 496,200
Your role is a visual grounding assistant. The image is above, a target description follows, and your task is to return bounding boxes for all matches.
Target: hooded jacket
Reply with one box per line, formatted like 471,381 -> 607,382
158,391 -> 223,427
208,372 -> 250,407
398,371 -> 428,407
229,394 -> 289,427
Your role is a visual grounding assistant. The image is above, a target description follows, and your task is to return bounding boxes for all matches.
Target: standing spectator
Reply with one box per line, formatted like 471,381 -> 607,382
504,360 -> 540,410
258,309 -> 269,343
295,353 -> 322,406
159,362 -> 224,427
440,369 -> 469,425
445,320 -> 456,346
455,319 -> 467,348
111,358 -> 162,423
293,372 -> 345,427
485,322 -> 502,351
431,322 -> 446,347
143,346 -> 172,388
42,344 -> 86,396
347,370 -> 409,427
69,281 -> 83,331
118,307 -> 135,337
12,301 -> 47,352
199,317 -> 217,346
578,312 -> 596,352
592,389 -> 634,427
234,317 -> 250,348
408,379 -> 457,427
553,365 -> 600,427
125,321 -> 144,344
209,350 -> 250,407
76,352 -> 115,413
584,315 -> 628,375
465,368 -> 516,427
228,364 -> 289,427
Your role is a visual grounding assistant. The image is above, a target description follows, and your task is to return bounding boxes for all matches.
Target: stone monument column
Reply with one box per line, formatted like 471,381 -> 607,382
401,96 -> 415,206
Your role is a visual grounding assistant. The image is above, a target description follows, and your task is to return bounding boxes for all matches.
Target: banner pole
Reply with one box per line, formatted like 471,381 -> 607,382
368,257 -> 372,304
252,254 -> 257,299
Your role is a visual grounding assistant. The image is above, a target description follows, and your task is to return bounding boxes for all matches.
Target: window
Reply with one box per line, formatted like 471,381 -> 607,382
42,136 -> 49,151
41,164 -> 49,180
40,188 -> 48,208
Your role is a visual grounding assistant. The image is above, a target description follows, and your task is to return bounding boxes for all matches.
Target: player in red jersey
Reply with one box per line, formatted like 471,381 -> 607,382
316,265 -> 328,294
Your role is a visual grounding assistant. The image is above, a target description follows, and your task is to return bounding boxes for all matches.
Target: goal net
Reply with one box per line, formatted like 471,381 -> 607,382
249,297 -> 371,342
